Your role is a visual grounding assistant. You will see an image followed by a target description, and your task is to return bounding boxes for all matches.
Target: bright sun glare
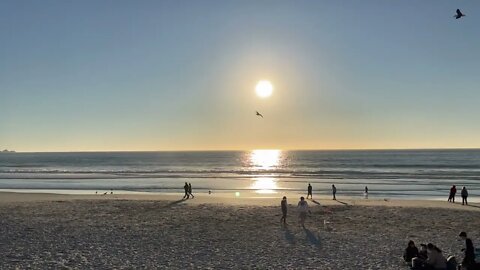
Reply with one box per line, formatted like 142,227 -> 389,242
251,149 -> 280,169
255,80 -> 273,98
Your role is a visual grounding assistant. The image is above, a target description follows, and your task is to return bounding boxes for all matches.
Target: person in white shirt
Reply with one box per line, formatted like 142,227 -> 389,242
297,197 -> 311,228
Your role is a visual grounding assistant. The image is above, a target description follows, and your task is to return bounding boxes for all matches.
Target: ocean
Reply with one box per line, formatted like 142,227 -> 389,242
0,149 -> 479,200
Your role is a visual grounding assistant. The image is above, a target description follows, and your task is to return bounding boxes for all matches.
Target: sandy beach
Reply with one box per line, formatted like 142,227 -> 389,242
0,192 -> 478,269
3,0 -> 480,268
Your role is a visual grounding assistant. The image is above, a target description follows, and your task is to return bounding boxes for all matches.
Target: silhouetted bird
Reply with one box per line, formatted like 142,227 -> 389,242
454,9 -> 465,19
256,111 -> 264,118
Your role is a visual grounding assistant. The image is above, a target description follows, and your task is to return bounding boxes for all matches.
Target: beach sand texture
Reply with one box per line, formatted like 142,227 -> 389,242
0,193 -> 479,269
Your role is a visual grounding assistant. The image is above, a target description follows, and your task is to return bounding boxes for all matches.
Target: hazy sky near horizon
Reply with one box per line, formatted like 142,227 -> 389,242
1,1 -> 480,151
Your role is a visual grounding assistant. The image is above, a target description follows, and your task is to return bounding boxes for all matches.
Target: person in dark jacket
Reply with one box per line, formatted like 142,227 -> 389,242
461,187 -> 469,205
448,185 -> 456,203
332,184 -> 337,200
280,196 -> 287,224
459,232 -> 476,269
404,240 -> 419,264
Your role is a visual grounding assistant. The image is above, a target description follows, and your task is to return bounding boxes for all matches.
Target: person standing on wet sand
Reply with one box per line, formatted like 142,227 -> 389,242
364,186 -> 369,199
188,183 -> 194,199
461,186 -> 468,205
183,182 -> 190,199
448,185 -> 456,203
307,183 -> 313,199
280,196 -> 288,224
332,184 -> 337,200
297,197 -> 310,228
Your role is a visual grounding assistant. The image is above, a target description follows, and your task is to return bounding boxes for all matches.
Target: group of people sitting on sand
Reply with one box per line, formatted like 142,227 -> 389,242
448,185 -> 470,205
403,232 -> 478,270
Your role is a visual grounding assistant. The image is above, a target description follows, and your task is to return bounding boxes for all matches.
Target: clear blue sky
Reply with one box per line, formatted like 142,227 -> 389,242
1,1 -> 479,151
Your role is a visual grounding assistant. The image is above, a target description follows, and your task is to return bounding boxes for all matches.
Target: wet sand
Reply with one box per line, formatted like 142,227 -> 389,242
0,192 -> 479,269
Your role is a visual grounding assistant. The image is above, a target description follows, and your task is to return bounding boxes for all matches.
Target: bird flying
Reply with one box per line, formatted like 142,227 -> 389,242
454,9 -> 465,19
256,111 -> 263,118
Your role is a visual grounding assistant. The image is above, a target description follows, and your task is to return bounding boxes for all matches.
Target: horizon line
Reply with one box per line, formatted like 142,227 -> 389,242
4,147 -> 480,153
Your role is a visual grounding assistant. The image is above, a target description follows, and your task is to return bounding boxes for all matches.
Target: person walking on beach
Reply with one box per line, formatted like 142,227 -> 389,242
448,185 -> 456,203
461,186 -> 468,205
280,196 -> 288,224
188,183 -> 194,199
307,183 -> 313,199
364,186 -> 369,199
297,197 -> 310,228
459,232 -> 476,270
183,182 -> 190,199
332,184 -> 337,200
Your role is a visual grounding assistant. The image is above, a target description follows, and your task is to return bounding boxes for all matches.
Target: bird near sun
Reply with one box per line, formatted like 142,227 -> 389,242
255,80 -> 273,98
256,111 -> 264,118
454,9 -> 465,19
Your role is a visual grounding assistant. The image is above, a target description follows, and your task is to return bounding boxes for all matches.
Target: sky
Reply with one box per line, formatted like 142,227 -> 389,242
1,0 -> 480,152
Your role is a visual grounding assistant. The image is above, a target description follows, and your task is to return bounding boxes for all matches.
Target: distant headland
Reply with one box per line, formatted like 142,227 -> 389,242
1,149 -> 16,153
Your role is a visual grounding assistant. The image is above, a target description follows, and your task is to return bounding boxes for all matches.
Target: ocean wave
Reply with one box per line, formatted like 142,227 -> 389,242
1,169 -> 480,181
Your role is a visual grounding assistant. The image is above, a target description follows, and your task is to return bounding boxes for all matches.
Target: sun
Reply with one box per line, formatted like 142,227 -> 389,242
255,80 -> 273,98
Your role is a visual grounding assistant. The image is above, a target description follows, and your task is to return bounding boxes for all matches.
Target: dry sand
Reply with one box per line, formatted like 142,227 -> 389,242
0,192 -> 479,269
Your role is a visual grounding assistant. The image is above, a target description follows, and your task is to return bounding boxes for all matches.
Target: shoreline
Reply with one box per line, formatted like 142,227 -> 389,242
1,191 -> 479,211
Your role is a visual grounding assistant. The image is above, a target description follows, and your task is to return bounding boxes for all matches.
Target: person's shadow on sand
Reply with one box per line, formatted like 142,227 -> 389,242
466,203 -> 480,209
310,199 -> 321,205
282,224 -> 295,244
335,200 -> 349,206
304,228 -> 321,248
162,199 -> 186,208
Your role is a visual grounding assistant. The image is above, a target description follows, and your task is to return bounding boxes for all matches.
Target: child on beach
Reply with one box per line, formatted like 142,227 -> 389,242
281,196 -> 287,224
297,197 -> 311,228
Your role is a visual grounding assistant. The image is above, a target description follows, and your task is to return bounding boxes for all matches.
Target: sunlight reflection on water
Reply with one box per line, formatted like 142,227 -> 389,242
251,178 -> 278,194
249,150 -> 282,193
